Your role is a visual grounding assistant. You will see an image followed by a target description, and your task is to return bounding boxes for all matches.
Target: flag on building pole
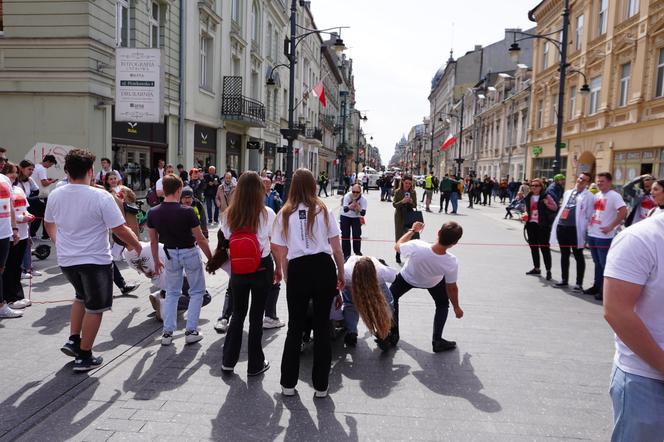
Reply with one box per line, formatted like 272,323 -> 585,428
312,81 -> 326,108
440,133 -> 457,151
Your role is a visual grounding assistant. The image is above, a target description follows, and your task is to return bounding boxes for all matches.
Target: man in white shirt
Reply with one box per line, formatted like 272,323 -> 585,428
31,154 -> 58,239
604,214 -> 664,440
0,149 -> 23,318
390,220 -> 464,353
155,164 -> 175,198
95,157 -> 122,184
340,184 -> 368,260
44,149 -> 141,372
584,172 -> 627,301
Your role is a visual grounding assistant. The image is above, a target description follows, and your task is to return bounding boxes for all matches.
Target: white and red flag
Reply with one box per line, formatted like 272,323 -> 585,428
312,81 -> 326,107
440,133 -> 457,151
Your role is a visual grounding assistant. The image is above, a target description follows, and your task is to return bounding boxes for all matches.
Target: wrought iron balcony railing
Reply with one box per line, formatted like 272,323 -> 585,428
221,76 -> 266,127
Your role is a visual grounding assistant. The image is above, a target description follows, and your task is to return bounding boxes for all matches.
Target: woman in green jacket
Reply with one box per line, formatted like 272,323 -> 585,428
392,175 -> 417,264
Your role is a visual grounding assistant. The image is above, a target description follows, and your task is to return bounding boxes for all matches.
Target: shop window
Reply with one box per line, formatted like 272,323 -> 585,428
532,157 -> 568,180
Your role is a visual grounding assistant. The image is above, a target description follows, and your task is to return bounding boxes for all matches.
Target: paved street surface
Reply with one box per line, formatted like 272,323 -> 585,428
0,190 -> 614,441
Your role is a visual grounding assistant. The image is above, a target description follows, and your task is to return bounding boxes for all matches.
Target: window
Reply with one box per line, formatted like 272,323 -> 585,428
568,86 -> 577,120
116,0 -> 130,48
551,94 -> 559,124
589,76 -> 602,115
0,0 -> 4,34
273,30 -> 279,61
200,34 -> 213,90
537,99 -> 543,128
575,15 -> 584,50
149,1 -> 160,49
598,0 -> 608,35
542,42 -> 549,70
251,1 -> 259,44
619,63 -> 631,106
231,0 -> 240,24
266,22 -> 273,60
656,49 -> 664,97
627,0 -> 638,18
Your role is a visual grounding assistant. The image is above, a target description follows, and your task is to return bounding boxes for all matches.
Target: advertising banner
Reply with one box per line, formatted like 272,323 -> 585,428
115,48 -> 163,123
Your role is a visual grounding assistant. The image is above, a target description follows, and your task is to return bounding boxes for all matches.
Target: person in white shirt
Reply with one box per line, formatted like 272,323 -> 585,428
95,157 -> 122,184
31,154 -> 58,239
603,214 -> 664,440
155,164 -> 175,198
647,179 -> 664,217
271,168 -> 345,399
218,171 -> 276,377
584,172 -> 627,301
0,149 -> 23,319
340,184 -> 368,259
550,172 -> 595,291
391,220 -> 464,353
44,149 -> 141,372
342,255 -> 396,350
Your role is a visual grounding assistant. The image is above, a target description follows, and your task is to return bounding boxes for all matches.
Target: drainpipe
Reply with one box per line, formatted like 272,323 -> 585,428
178,0 -> 186,162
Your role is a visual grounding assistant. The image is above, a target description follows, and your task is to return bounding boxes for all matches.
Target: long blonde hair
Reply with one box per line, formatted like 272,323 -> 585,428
280,168 -> 329,239
351,257 -> 392,339
225,171 -> 266,232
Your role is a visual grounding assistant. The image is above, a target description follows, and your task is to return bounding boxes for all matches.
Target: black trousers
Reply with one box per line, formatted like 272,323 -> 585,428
440,191 -> 450,212
526,222 -> 552,271
389,273 -> 449,342
557,225 -> 585,285
281,253 -> 336,391
223,256 -> 273,373
28,198 -> 46,238
339,215 -> 362,258
112,262 -> 126,290
1,238 -> 27,303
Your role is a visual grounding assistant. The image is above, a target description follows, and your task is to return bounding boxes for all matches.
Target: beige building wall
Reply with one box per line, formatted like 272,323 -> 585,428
528,0 -> 664,187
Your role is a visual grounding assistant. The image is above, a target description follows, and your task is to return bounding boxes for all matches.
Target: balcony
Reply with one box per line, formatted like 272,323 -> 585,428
221,76 -> 266,127
304,128 -> 323,141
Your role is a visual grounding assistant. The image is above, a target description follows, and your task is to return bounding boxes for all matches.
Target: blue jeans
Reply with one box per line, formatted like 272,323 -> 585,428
610,365 -> 664,441
588,236 -> 613,290
163,247 -> 206,333
450,192 -> 458,213
342,282 -> 393,334
205,195 -> 219,223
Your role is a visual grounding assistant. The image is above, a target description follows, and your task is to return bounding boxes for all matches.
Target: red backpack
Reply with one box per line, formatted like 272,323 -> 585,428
229,228 -> 262,274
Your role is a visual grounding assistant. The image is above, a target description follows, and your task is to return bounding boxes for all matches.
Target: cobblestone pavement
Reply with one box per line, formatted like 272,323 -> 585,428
0,190 -> 613,441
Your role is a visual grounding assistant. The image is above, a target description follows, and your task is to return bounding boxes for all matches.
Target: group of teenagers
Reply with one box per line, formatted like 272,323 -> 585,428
31,148 -> 467,399
519,171 -> 664,301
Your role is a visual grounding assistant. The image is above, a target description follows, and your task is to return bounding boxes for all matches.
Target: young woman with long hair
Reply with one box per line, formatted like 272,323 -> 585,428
392,175 -> 417,263
271,168 -> 344,398
648,179 -> 664,217
342,256 -> 395,350
219,171 -> 276,376
524,177 -> 558,280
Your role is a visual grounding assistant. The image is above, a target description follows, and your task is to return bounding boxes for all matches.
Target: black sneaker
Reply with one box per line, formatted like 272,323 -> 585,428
525,268 -> 541,275
546,271 -> 552,281
583,286 -> 599,295
572,285 -> 583,292
61,339 -> 80,358
121,284 -> 140,295
344,332 -> 357,347
248,360 -> 270,376
432,338 -> 456,353
594,292 -> 603,301
73,355 -> 103,372
554,282 -> 568,288
374,337 -> 390,352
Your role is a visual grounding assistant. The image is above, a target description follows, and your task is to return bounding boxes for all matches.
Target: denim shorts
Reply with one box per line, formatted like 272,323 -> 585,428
61,263 -> 114,313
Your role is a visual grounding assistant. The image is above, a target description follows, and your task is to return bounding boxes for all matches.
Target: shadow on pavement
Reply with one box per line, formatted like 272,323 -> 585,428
281,394 -> 358,441
398,341 -> 502,413
31,303 -> 71,335
93,307 -> 160,353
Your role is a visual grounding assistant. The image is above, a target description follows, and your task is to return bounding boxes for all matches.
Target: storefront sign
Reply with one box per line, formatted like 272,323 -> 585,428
194,125 -> 217,150
115,48 -> 163,123
112,118 -> 167,145
247,141 -> 261,150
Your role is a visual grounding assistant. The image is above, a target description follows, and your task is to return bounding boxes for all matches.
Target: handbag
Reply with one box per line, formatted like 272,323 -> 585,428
359,216 -> 366,225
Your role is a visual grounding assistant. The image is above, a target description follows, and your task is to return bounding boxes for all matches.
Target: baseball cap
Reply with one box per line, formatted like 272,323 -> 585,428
181,186 -> 194,198
553,174 -> 565,181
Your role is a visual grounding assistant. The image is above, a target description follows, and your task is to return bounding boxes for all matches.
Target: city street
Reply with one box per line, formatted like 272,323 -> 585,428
0,190 -> 614,441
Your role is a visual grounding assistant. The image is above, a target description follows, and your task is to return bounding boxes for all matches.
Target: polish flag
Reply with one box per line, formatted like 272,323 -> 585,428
440,134 -> 457,151
312,81 -> 326,107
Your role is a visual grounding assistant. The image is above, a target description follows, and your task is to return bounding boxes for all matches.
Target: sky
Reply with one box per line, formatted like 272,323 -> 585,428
312,0 -> 540,164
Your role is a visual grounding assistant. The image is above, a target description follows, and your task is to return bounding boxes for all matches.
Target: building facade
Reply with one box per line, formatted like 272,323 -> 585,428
528,0 -> 664,186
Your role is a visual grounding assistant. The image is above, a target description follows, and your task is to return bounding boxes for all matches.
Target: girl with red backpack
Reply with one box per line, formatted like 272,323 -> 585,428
218,171 -> 276,376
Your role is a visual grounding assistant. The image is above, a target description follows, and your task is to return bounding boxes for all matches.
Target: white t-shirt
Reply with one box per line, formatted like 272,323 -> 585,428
343,255 -> 398,287
271,204 -> 341,260
12,186 -> 31,240
156,178 -> 164,193
399,239 -> 459,288
529,195 -> 540,224
588,190 -> 626,239
124,241 -> 168,290
341,192 -> 368,219
604,215 -> 664,381
0,174 -> 14,240
220,207 -> 276,258
44,184 -> 126,267
33,164 -> 49,184
17,177 -> 38,196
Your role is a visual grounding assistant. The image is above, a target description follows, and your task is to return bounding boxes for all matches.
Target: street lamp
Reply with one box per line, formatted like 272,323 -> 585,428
441,94 -> 466,177
266,0 -> 348,197
352,111 -> 368,177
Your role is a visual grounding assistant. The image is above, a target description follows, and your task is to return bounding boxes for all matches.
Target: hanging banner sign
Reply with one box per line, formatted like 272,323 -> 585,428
115,48 -> 163,123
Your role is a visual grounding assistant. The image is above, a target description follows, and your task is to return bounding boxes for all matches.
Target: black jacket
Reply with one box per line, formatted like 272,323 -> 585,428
524,192 -> 557,228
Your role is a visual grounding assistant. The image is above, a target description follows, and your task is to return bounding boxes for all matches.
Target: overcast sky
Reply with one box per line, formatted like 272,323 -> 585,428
312,0 -> 539,164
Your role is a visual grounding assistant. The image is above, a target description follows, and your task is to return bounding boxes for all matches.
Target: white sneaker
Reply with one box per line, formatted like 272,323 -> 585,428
161,332 -> 173,346
185,330 -> 203,344
263,317 -> 285,329
21,273 -> 32,280
314,389 -> 328,398
0,304 -> 23,318
30,270 -> 43,277
281,386 -> 296,396
8,299 -> 32,309
149,292 -> 162,322
214,318 -> 229,333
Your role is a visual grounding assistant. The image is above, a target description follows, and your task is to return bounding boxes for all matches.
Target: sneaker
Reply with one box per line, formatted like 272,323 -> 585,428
343,332 -> 357,347
21,272 -> 32,280
214,318 -> 229,334
525,268 -> 541,275
554,282 -> 568,288
161,332 -> 173,346
8,299 -> 32,309
263,317 -> 285,329
221,364 -> 234,374
185,330 -> 203,344
149,292 -> 162,322
30,270 -> 43,277
0,304 -> 23,318
73,355 -> 103,372
583,286 -> 599,295
121,284 -> 140,295
248,360 -> 270,376
432,338 -> 457,353
572,285 -> 583,292
281,386 -> 296,396
546,271 -> 552,281
60,339 -> 80,357
314,389 -> 328,398
374,337 -> 390,352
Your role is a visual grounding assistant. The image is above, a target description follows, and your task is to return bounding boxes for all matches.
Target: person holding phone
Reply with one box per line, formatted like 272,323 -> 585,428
340,183 -> 368,260
392,175 -> 417,264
